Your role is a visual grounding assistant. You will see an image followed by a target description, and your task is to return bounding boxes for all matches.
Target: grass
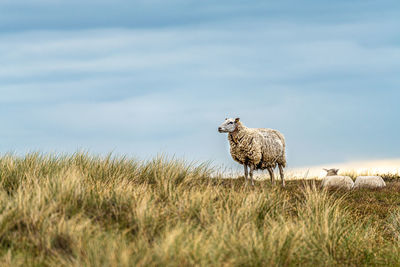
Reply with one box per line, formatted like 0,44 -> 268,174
0,153 -> 400,266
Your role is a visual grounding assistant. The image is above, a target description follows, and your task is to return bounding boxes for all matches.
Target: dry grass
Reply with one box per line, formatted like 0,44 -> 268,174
0,153 -> 400,266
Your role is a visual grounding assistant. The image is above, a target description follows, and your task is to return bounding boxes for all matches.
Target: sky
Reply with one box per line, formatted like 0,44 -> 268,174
1,0 -> 400,168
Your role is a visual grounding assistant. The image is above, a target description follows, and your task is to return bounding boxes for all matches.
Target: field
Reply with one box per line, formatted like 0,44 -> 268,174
1,153 -> 400,266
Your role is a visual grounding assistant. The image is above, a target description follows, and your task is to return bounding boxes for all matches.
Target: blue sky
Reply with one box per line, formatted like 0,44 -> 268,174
1,0 -> 399,168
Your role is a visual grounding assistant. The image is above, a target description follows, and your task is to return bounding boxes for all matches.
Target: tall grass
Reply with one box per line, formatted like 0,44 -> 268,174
0,153 -> 399,266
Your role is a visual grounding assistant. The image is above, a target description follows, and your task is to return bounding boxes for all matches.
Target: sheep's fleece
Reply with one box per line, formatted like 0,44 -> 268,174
321,176 -> 354,190
228,121 -> 286,169
354,176 -> 386,189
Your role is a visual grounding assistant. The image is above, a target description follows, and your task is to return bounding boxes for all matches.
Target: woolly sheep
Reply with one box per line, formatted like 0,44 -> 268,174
218,118 -> 286,186
321,176 -> 354,190
321,169 -> 354,190
354,176 -> 386,189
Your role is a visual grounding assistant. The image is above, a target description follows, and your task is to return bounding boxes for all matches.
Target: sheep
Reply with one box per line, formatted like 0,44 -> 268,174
321,176 -> 354,190
321,168 -> 354,190
354,176 -> 386,189
218,118 -> 286,186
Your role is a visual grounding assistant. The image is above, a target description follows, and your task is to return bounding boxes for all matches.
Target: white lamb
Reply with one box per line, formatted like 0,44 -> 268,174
354,176 -> 386,189
321,168 -> 354,190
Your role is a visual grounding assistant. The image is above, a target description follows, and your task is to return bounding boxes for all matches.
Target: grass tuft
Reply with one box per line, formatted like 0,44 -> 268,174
0,153 -> 399,266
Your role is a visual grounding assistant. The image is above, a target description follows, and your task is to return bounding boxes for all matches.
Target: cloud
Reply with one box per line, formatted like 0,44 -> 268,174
1,23 -> 399,90
290,158 -> 400,179
0,2 -> 399,167
1,0 -> 399,32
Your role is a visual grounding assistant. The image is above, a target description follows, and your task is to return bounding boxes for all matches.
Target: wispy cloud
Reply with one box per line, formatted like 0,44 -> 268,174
0,1 -> 399,167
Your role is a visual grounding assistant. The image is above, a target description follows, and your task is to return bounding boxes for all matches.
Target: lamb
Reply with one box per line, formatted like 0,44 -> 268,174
218,118 -> 286,186
354,176 -> 386,189
321,168 -> 354,190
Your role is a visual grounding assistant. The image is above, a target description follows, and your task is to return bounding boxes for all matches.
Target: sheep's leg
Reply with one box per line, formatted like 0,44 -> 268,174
243,164 -> 249,182
279,164 -> 285,187
249,165 -> 255,186
267,167 -> 275,185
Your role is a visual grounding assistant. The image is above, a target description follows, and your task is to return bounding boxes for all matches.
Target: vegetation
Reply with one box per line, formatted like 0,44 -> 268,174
0,153 -> 400,266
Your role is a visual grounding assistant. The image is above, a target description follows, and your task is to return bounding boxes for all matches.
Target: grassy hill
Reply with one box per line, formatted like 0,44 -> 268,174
0,153 -> 400,266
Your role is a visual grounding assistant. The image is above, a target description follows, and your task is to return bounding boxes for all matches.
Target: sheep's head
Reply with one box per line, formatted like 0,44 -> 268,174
324,168 -> 339,176
218,118 -> 240,133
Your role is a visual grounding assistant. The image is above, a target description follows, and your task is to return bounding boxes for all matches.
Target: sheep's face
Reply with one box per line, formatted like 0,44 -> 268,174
218,118 -> 238,133
324,168 -> 339,176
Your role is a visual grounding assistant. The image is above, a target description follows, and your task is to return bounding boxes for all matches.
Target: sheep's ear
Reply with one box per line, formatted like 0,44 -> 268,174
235,118 -> 240,123
335,169 -> 340,172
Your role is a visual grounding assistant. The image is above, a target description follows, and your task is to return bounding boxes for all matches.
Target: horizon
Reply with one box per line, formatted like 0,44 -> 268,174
1,1 -> 400,168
